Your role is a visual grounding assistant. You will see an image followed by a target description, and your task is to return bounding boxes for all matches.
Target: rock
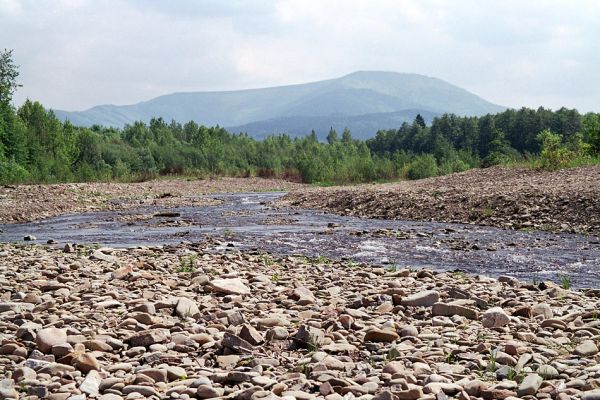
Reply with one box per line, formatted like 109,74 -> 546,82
293,325 -> 324,348
364,328 -> 399,342
239,324 -> 264,346
399,325 -> 418,337
99,395 -> 124,400
128,329 -> 169,347
138,368 -> 168,383
208,278 -> 251,295
531,303 -> 553,319
90,250 -> 118,263
432,302 -> 479,320
395,386 -> 423,400
291,287 -> 316,305
12,366 -> 36,382
35,327 -> 67,353
222,332 -> 254,353
122,385 -> 160,397
321,343 -> 358,353
575,340 -> 599,356
517,373 -> 543,397
482,307 -> 510,328
401,290 -> 440,307
0,379 -> 18,399
197,386 -> 225,399
175,297 -> 200,318
73,353 -> 100,373
582,390 -> 600,400
537,364 -> 559,379
23,235 -> 36,241
0,302 -> 35,313
80,370 -> 102,396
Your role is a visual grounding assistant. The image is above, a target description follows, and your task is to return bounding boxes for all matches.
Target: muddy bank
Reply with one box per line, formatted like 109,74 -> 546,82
1,242 -> 600,399
281,166 -> 600,236
0,178 -> 302,224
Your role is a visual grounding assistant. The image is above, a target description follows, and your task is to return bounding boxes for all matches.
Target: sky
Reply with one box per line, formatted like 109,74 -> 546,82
1,0 -> 599,112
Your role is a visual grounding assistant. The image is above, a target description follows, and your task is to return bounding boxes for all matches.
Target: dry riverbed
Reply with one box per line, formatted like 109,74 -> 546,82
282,166 -> 600,236
0,178 -> 302,224
1,242 -> 600,399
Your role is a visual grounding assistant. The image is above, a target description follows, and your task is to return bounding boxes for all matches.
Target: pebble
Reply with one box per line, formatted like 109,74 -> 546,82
0,242 -> 598,400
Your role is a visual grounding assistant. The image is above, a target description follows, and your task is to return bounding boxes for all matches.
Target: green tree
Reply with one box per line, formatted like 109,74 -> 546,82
326,127 -> 338,144
0,49 -> 21,106
414,113 -> 426,128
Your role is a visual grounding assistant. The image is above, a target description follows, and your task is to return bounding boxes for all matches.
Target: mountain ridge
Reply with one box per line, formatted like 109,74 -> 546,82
54,71 -> 505,138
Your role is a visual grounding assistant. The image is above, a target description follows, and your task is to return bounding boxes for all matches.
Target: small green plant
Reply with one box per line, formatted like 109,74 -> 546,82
445,350 -> 456,364
261,254 -> 274,266
314,255 -> 332,265
270,273 -> 281,282
307,336 -> 320,353
177,255 -> 197,273
451,271 -> 468,281
223,228 -> 234,238
532,272 -> 540,287
180,373 -> 187,381
386,346 -> 400,362
559,275 -> 572,290
487,348 -> 498,373
506,367 -> 525,383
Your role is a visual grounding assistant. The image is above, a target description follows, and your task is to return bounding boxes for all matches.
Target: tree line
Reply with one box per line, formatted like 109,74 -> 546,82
1,49 -> 599,185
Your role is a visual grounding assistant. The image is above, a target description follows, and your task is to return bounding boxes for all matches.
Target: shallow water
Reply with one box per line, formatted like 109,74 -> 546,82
1,192 -> 599,288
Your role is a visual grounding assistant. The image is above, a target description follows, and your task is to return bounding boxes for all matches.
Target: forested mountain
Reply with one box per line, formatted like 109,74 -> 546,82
229,110 -> 440,140
54,71 -> 504,137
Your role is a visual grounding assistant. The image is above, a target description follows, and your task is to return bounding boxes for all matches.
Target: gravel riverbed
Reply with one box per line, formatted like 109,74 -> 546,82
1,241 -> 600,400
282,166 -> 600,236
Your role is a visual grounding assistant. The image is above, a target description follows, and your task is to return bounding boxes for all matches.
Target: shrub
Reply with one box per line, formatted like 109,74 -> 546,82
407,154 -> 438,180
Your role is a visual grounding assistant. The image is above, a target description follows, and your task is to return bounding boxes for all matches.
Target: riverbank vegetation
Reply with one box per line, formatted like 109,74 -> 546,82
1,51 -> 599,185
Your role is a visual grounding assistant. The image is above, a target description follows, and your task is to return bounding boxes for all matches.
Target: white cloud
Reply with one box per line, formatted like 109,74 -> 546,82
2,0 -> 599,112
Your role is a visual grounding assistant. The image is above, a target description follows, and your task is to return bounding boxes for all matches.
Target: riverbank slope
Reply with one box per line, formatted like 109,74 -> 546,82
282,166 -> 600,236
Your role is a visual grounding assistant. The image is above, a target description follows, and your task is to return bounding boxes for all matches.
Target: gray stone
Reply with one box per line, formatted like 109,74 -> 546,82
128,329 -> 169,347
0,302 -> 35,313
208,278 -> 250,295
0,379 -> 18,400
122,385 -> 160,397
401,290 -> 440,307
517,373 -> 543,396
80,370 -> 102,396
175,297 -> 200,318
575,340 -> 599,357
432,302 -> 479,320
482,307 -> 511,328
537,364 -> 559,379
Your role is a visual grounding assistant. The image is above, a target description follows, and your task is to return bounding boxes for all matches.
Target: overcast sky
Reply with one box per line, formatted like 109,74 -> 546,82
2,0 -> 599,112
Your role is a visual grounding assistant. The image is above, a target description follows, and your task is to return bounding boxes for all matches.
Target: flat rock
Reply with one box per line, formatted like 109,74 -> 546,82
575,340 -> 599,356
401,290 -> 440,307
0,302 -> 35,313
80,370 -> 102,396
432,302 -> 479,320
517,373 -> 542,397
208,278 -> 251,295
128,329 -> 169,347
364,328 -> 399,342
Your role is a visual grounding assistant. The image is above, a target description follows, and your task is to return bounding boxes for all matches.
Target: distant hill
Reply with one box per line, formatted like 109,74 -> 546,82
228,109 -> 441,141
54,71 -> 504,138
